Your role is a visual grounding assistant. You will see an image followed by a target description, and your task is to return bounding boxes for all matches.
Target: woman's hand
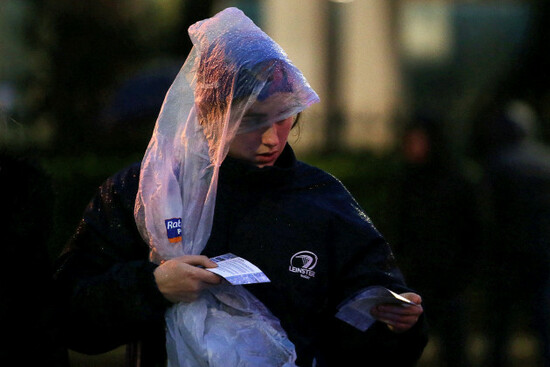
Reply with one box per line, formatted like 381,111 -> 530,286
370,292 -> 423,333
154,255 -> 222,303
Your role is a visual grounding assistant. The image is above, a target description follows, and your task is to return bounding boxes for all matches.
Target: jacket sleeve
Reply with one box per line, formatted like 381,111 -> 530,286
319,183 -> 428,366
53,163 -> 171,354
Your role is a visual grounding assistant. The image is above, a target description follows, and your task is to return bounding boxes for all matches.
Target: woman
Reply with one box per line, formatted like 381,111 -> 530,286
53,8 -> 427,366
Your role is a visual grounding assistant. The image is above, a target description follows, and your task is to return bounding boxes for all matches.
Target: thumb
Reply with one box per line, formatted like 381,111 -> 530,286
174,255 -> 218,268
401,292 -> 422,305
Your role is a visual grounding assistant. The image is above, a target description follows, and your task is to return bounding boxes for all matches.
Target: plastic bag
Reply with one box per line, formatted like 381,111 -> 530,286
166,285 -> 297,367
134,7 -> 319,367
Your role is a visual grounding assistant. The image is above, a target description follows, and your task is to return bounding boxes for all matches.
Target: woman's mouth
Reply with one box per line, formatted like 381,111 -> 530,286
256,151 -> 278,164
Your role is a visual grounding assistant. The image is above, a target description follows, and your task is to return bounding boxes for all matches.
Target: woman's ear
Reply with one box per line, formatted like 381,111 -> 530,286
292,112 -> 302,129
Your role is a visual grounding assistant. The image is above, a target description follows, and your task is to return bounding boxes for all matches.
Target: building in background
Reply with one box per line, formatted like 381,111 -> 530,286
259,0 -> 402,153
0,0 -> 535,155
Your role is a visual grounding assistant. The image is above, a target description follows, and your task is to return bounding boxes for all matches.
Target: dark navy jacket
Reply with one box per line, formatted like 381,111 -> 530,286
53,145 -> 427,366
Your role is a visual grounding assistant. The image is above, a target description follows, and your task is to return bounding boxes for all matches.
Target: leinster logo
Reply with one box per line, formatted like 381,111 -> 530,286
289,251 -> 318,279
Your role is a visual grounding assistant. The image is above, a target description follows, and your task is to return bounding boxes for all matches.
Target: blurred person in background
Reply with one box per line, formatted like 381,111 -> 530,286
479,101 -> 550,367
388,112 -> 483,367
0,115 -> 68,366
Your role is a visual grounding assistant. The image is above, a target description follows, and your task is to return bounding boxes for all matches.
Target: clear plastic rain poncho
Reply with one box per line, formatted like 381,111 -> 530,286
134,7 -> 319,367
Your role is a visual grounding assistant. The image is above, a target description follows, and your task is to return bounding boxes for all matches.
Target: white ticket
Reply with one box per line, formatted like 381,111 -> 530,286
206,253 -> 271,285
335,286 -> 417,331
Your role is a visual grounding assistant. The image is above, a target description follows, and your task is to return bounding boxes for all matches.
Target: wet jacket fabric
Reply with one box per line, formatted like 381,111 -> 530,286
53,145 -> 427,366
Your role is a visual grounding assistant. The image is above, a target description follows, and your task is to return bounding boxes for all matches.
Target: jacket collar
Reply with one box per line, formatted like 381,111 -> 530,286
219,144 -> 297,189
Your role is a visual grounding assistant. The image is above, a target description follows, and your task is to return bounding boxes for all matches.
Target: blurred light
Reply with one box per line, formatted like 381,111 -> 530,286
399,3 -> 452,63
329,0 -> 355,3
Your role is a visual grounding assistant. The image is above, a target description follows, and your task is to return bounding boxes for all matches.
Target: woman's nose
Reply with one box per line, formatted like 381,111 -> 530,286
261,125 -> 278,147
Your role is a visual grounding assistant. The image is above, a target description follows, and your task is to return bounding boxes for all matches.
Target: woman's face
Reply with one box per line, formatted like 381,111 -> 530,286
228,114 -> 295,167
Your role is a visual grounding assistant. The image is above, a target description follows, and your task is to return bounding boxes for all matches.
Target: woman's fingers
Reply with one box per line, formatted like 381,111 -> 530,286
370,292 -> 424,333
154,255 -> 222,303
172,255 -> 221,284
